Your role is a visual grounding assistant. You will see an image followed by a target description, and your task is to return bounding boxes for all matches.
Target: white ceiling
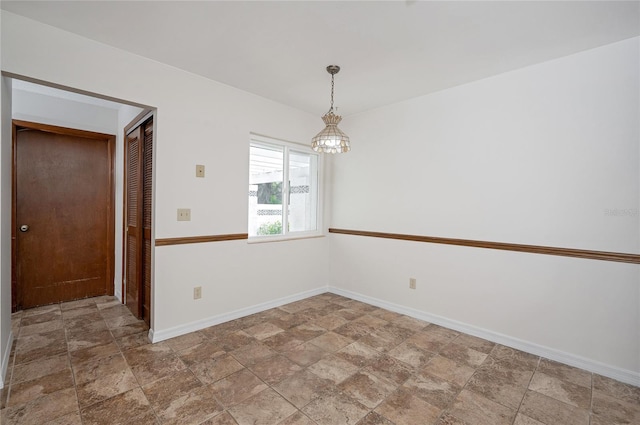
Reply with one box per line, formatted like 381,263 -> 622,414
2,1 -> 639,116
12,79 -> 125,110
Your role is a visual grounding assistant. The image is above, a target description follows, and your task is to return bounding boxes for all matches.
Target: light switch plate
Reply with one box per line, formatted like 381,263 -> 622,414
177,208 -> 191,221
409,278 -> 417,289
196,164 -> 205,178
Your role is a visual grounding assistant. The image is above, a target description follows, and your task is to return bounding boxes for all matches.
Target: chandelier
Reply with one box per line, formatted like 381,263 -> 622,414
311,65 -> 351,154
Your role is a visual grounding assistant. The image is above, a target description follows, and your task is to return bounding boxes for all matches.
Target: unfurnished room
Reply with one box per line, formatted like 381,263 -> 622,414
0,1 -> 638,424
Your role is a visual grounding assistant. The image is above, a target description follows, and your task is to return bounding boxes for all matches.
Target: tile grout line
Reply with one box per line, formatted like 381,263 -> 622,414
63,301 -> 88,425
353,311 -> 431,423
433,332 -> 474,425
511,355 -> 541,425
225,347 -> 274,419
102,302 -> 162,425
174,340 -> 231,424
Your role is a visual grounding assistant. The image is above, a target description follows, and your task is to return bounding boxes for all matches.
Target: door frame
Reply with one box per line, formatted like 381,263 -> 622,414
121,110 -> 154,322
11,120 -> 116,312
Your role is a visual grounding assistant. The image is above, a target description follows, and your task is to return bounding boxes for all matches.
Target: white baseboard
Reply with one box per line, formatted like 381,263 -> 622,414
146,284 -> 639,387
0,331 -> 14,389
149,287 -> 329,343
328,286 -> 640,387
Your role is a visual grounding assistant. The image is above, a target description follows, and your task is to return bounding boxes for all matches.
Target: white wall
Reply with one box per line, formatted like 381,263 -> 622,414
0,75 -> 13,389
0,12 -> 328,339
330,37 -> 640,383
12,88 -> 119,135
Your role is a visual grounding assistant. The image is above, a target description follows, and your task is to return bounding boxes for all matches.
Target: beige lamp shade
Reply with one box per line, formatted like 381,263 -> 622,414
311,111 -> 351,154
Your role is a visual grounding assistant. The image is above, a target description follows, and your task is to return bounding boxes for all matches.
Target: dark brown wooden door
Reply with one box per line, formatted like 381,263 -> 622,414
125,125 -> 143,318
141,120 -> 153,326
13,121 -> 115,310
124,116 -> 152,326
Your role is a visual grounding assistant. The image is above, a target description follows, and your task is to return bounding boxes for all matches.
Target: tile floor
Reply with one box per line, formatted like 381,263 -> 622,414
1,293 -> 639,425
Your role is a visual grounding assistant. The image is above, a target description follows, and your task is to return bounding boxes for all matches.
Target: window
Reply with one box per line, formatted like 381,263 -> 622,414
249,135 -> 321,239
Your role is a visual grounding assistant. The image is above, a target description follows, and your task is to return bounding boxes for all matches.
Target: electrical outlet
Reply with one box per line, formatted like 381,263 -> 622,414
196,164 -> 205,178
194,286 -> 202,299
177,208 -> 191,221
409,278 -> 417,289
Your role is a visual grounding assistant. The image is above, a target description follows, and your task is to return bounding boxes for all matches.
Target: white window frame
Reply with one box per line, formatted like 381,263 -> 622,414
248,133 -> 323,243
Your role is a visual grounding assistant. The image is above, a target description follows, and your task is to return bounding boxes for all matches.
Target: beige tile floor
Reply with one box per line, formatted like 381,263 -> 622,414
1,293 -> 639,424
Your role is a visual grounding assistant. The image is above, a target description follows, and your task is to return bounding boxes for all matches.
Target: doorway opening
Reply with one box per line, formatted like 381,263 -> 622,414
9,79 -> 153,328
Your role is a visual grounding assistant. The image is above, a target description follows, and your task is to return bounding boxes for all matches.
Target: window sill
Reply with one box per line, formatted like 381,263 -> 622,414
247,233 -> 325,244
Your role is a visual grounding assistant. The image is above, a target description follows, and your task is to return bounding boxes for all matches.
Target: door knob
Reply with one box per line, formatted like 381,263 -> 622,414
19,225 -> 29,232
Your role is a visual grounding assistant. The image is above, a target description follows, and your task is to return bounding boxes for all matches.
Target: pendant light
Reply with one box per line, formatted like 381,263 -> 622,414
312,65 -> 351,154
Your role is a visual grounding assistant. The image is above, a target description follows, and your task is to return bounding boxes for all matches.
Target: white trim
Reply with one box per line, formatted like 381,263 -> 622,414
125,110 -> 154,136
327,286 -> 640,387
248,133 -> 323,241
149,287 -> 328,343
250,132 -> 310,150
147,284 -> 639,387
12,80 -> 123,110
0,331 -> 14,389
247,234 -> 325,244
114,284 -> 122,302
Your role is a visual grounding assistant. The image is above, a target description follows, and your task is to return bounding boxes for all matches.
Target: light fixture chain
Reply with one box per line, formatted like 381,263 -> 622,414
330,73 -> 335,113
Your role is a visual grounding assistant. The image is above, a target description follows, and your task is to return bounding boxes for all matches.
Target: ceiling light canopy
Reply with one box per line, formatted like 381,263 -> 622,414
312,65 -> 350,154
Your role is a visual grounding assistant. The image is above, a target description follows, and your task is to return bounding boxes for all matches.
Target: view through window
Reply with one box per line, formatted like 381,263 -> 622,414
248,136 -> 319,238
